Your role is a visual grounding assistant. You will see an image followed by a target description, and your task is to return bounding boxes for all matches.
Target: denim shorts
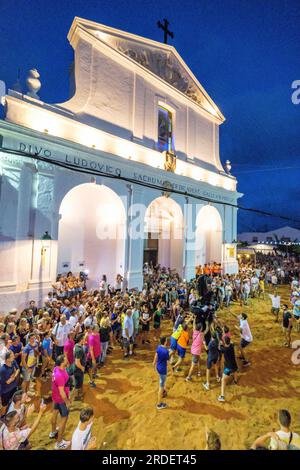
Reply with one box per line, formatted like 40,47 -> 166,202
159,374 -> 167,388
22,366 -> 35,382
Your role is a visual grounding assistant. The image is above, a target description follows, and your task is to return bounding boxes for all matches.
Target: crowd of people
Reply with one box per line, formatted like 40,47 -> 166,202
0,259 -> 299,450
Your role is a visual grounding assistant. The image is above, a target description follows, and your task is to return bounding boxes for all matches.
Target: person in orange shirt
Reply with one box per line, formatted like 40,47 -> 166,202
204,264 -> 210,276
195,265 -> 203,278
172,323 -> 189,373
212,263 -> 219,276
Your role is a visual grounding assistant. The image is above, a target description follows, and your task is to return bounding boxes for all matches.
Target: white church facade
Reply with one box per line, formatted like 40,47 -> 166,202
0,17 -> 241,312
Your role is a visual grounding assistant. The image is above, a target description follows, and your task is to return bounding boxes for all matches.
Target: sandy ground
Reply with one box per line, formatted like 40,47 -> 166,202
29,285 -> 300,450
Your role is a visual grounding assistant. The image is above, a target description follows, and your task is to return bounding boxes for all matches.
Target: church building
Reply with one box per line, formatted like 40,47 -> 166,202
0,17 -> 241,312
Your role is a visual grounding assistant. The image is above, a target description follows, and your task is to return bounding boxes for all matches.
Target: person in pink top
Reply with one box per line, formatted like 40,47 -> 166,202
64,331 -> 75,366
186,318 -> 209,382
86,325 -> 102,388
50,355 -> 71,450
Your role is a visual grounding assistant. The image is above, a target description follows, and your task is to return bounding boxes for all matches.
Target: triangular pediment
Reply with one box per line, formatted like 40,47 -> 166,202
69,17 -> 224,121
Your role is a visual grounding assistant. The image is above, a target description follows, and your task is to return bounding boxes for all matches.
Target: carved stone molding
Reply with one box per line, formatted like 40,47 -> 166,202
115,41 -> 204,107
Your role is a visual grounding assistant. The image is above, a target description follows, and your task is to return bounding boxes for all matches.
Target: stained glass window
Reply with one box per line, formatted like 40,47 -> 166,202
158,106 -> 174,152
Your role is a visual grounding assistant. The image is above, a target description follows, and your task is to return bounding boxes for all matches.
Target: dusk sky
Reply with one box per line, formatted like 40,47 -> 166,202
1,0 -> 300,233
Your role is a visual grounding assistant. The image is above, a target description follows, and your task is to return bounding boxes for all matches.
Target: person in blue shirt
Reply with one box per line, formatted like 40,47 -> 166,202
41,331 -> 53,379
0,350 -> 20,410
153,336 -> 169,410
9,335 -> 23,367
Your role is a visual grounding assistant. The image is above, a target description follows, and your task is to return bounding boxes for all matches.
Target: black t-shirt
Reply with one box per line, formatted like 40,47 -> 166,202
283,311 -> 292,328
74,344 -> 86,368
221,343 -> 238,370
100,326 -> 111,343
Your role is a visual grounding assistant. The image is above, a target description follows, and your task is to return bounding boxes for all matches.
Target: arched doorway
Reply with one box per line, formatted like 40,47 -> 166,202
195,205 -> 223,266
57,183 -> 126,288
144,196 -> 184,274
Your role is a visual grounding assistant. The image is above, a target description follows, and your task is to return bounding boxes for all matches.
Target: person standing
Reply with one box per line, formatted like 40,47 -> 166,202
218,336 -> 238,402
232,312 -> 253,367
140,305 -> 151,345
21,333 -> 39,399
203,331 -> 221,391
41,331 -> 53,380
0,351 -> 20,412
122,309 -> 134,358
86,326 -> 101,387
282,304 -> 293,348
269,291 -> 281,323
73,334 -> 86,401
99,318 -> 110,365
52,315 -> 72,358
186,319 -> 207,382
153,336 -> 169,410
50,355 -> 71,450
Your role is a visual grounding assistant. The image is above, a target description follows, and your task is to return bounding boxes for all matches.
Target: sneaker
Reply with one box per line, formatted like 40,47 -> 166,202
89,381 -> 96,388
218,395 -> 225,402
156,403 -> 167,410
216,376 -> 221,383
129,350 -> 133,356
185,376 -> 192,382
203,382 -> 210,391
49,430 -> 58,439
162,390 -> 167,398
55,440 -> 71,450
243,361 -> 251,367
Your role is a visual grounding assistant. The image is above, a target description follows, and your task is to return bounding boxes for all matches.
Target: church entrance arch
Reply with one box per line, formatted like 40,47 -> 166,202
57,183 -> 126,288
144,196 -> 184,274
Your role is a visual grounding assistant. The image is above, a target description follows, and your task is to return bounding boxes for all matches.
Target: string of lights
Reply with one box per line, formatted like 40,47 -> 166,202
1,146 -> 300,227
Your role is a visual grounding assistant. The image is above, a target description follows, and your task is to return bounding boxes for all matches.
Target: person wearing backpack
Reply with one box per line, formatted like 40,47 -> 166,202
269,409 -> 300,450
21,333 -> 39,400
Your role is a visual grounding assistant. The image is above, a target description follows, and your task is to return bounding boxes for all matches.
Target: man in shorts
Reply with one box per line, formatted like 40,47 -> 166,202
269,291 -> 281,323
282,304 -> 293,347
122,309 -> 134,358
73,334 -> 86,401
50,355 -> 71,449
233,312 -> 253,367
203,332 -> 220,391
218,336 -> 238,402
153,336 -> 169,410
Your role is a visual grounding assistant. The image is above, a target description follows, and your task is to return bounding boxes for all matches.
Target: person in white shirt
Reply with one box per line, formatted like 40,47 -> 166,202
52,315 -> 72,357
232,312 -> 252,367
250,275 -> 259,297
269,409 -> 300,450
99,275 -> 107,299
0,335 -> 9,367
71,407 -> 96,450
271,273 -> 278,287
122,309 -> 134,358
269,292 -> 281,322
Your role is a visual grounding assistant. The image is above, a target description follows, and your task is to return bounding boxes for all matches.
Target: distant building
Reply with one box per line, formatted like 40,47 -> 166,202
238,226 -> 300,245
